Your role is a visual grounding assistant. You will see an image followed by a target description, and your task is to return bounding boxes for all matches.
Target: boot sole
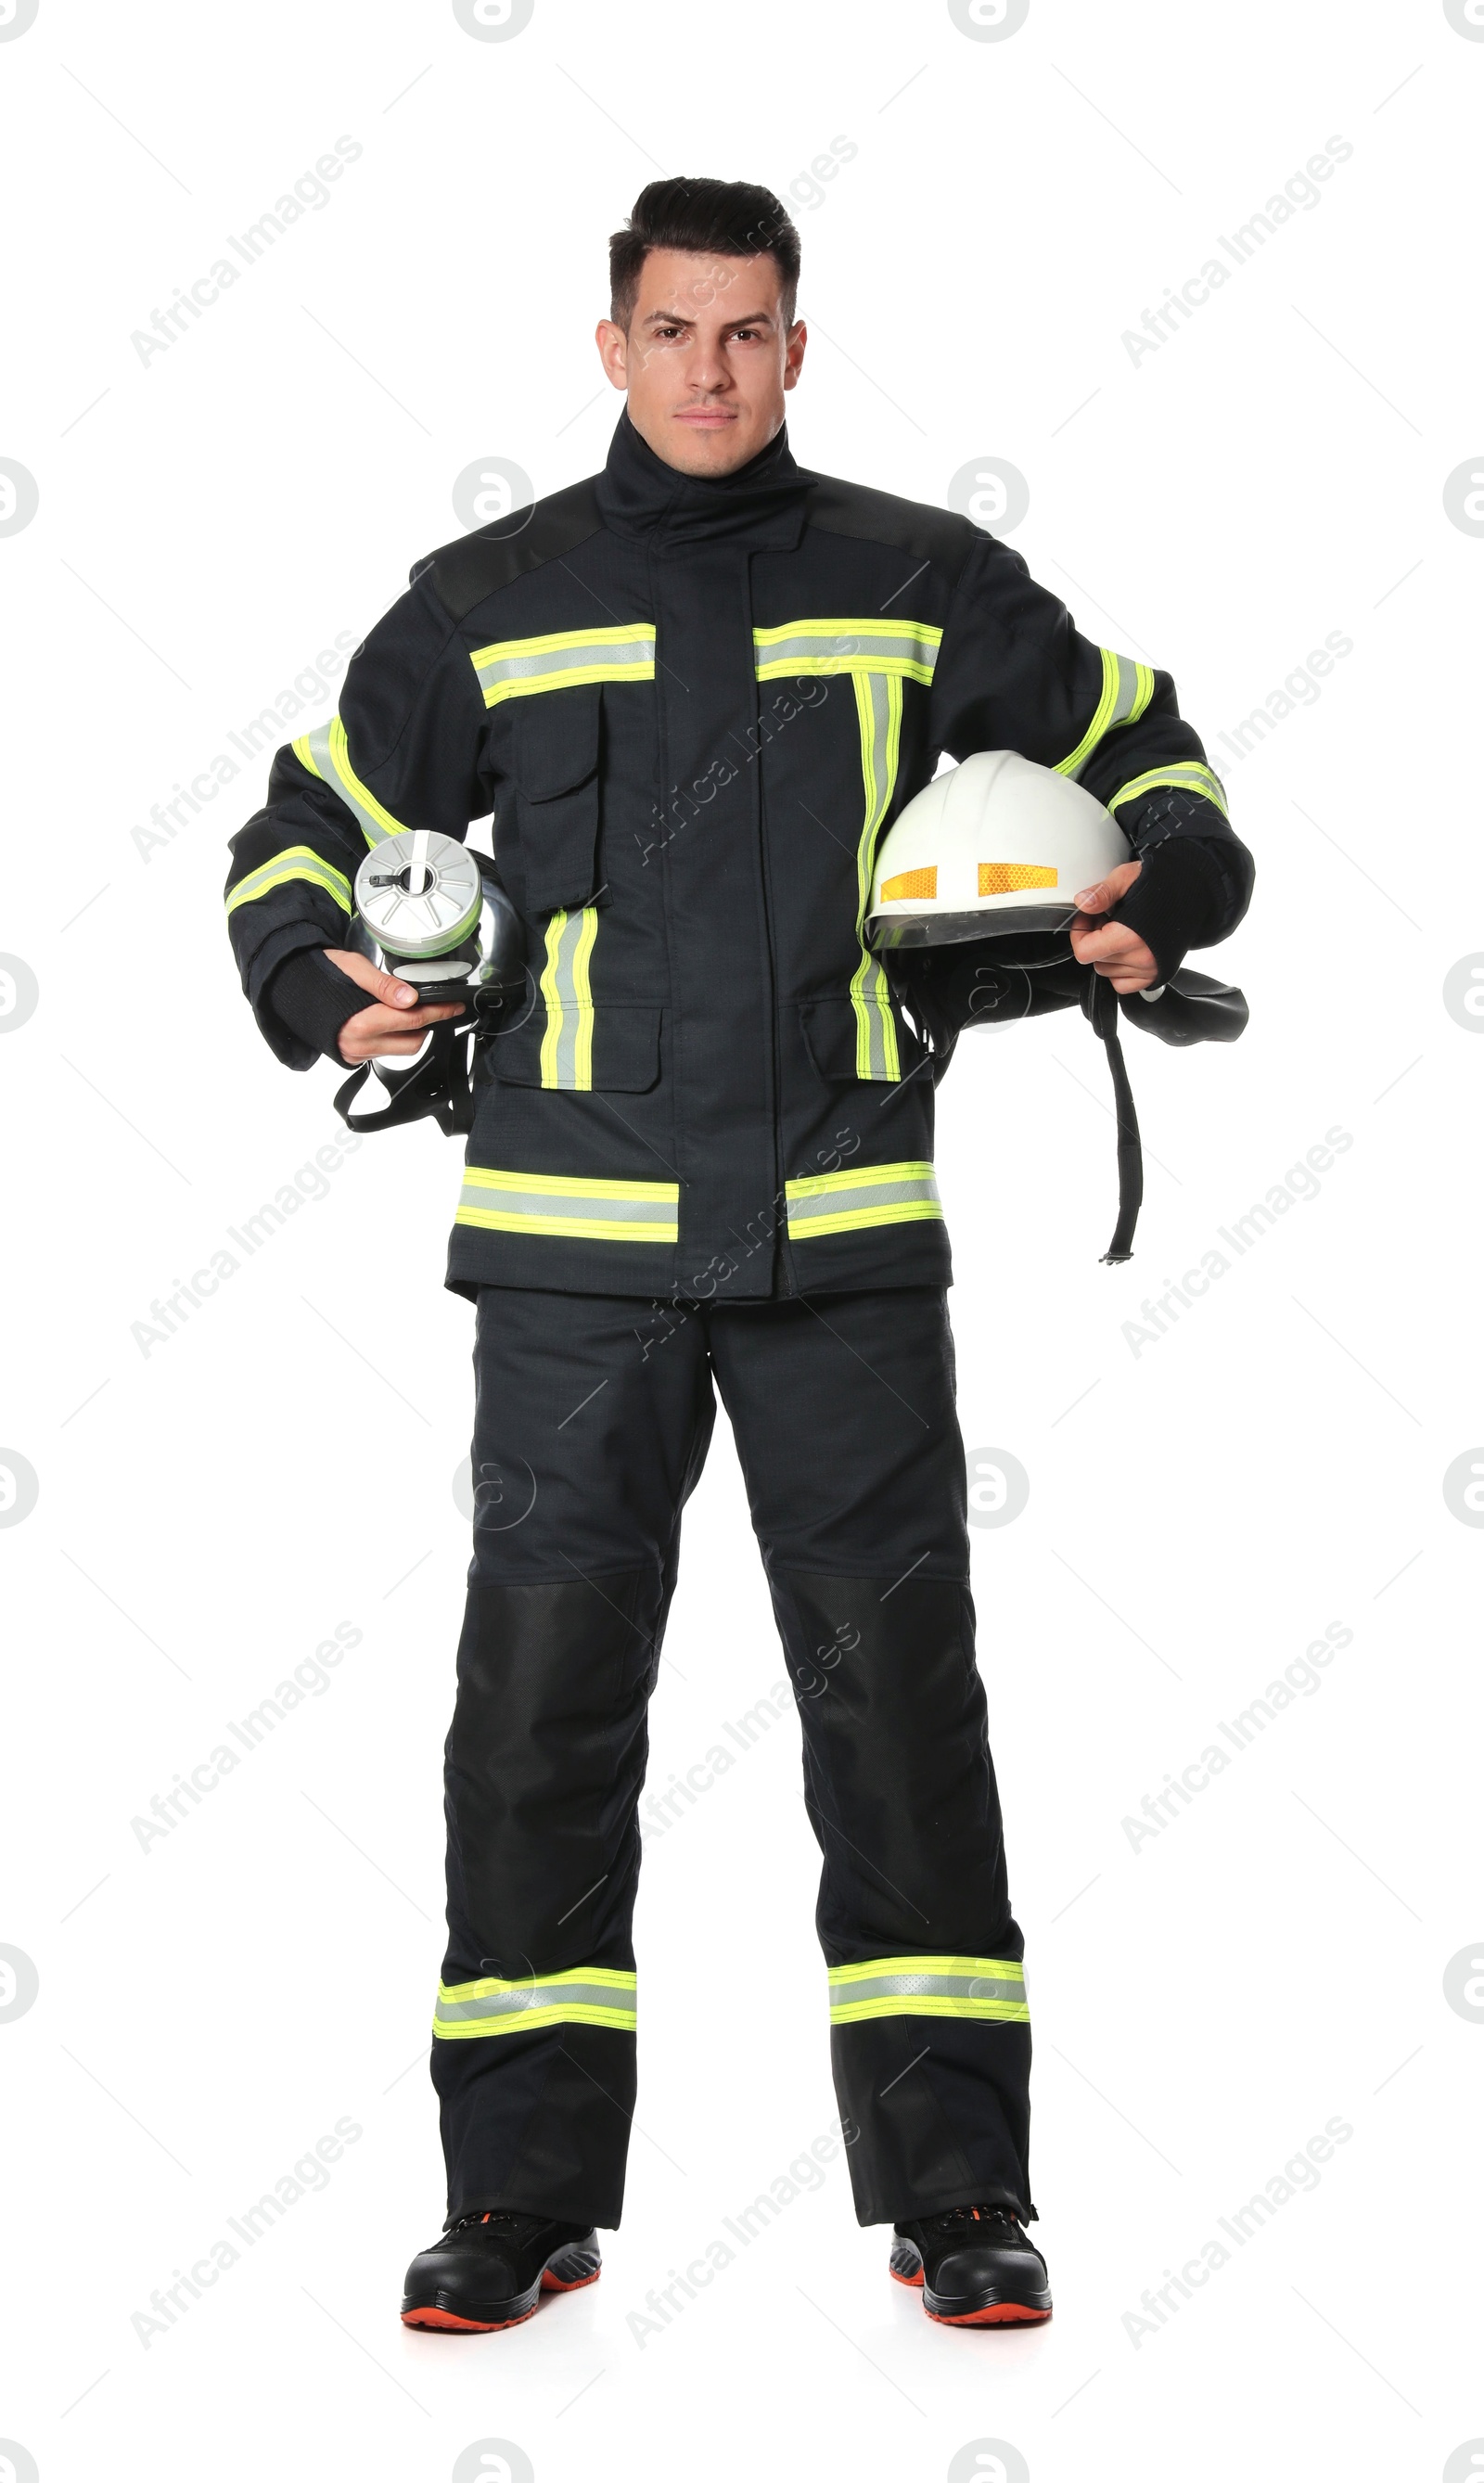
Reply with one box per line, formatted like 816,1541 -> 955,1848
402,2244 -> 601,2333
890,2243 -> 1052,2327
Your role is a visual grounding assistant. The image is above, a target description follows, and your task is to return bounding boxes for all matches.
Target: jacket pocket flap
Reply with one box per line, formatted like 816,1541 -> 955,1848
488,1004 -> 662,1093
511,684 -> 600,799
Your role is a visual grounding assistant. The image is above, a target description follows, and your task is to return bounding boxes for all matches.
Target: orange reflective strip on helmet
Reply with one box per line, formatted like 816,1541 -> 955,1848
978,863 -> 1058,895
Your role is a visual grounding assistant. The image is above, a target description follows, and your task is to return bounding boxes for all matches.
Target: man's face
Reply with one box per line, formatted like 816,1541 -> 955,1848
596,247 -> 806,479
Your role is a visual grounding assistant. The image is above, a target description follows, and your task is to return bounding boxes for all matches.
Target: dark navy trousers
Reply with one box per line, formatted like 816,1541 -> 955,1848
431,1286 -> 1032,2230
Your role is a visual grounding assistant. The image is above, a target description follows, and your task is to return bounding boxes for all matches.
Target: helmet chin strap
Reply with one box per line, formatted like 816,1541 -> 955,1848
334,1016 -> 478,1137
1085,971 -> 1143,1264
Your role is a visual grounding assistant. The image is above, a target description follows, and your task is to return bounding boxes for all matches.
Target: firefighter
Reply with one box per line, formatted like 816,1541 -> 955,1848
226,177 -> 1253,2334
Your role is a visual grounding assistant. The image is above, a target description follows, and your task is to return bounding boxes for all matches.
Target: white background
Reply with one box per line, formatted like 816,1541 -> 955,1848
1,2 -> 1480,2477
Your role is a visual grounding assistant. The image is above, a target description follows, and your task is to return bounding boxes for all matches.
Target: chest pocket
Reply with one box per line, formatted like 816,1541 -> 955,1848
511,686 -> 602,914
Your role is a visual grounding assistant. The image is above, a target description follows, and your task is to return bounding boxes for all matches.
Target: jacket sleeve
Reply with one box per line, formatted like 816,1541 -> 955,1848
928,532 -> 1253,969
224,567 -> 489,1068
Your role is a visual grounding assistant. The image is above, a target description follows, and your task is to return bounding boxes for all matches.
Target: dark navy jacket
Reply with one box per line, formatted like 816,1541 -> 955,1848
226,416 -> 1250,1300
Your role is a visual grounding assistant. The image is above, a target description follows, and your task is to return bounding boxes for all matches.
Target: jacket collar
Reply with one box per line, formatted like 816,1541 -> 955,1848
595,410 -> 815,551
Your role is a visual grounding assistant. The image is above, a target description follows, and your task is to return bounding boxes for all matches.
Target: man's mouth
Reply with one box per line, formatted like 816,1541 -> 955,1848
673,407 -> 736,427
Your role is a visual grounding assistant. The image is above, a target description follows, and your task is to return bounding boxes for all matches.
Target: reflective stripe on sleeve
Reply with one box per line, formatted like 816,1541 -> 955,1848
470,624 -> 656,708
827,1955 -> 1028,2026
1107,762 -> 1230,822
538,907 -> 598,1090
1055,647 -> 1156,781
433,1965 -> 637,2041
292,715 -> 412,848
456,1168 -> 680,1244
753,618 -> 942,683
224,846 -> 352,916
786,1160 -> 942,1240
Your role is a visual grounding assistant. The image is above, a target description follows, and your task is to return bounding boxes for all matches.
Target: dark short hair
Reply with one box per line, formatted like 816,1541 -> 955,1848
608,177 -> 801,326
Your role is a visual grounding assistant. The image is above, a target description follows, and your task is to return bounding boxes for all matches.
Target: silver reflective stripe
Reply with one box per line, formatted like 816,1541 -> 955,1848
456,1171 -> 680,1243
539,908 -> 597,1090
295,717 -> 404,848
458,1182 -> 676,1228
828,1956 -> 1029,2022
836,1970 -> 1023,2007
850,670 -> 902,1081
754,620 -> 941,679
787,1172 -> 940,1230
434,1980 -> 633,2027
1109,762 -> 1230,821
224,846 -> 352,916
470,626 -> 656,706
1057,648 -> 1156,781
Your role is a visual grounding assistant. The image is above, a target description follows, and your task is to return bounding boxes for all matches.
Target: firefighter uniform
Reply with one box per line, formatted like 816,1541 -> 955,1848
226,414 -> 1251,2229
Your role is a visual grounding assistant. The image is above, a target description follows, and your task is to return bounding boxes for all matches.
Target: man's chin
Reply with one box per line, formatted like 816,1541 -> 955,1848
659,418 -> 759,478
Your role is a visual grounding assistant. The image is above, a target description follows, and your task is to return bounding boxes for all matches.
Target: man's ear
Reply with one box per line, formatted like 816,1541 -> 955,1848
595,319 -> 629,390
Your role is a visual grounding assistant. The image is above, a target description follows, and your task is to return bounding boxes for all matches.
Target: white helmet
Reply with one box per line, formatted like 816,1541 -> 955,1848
867,749 -> 1130,953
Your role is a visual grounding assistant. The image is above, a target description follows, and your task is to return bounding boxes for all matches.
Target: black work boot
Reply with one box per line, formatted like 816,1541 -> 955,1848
402,2209 -> 601,2332
890,2204 -> 1052,2325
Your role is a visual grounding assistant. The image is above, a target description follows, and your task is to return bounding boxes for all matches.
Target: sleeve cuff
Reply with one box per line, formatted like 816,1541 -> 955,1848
262,947 -> 369,1065
1110,836 -> 1231,985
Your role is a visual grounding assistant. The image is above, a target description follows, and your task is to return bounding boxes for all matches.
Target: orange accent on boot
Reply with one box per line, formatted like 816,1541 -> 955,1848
401,2303 -> 538,2334
541,2264 -> 601,2293
927,2301 -> 1052,2327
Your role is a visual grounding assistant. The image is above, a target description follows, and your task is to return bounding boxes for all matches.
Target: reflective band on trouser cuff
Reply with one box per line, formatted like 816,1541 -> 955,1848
1108,762 -> 1230,823
224,846 -> 351,916
538,908 -> 598,1089
786,1160 -> 941,1240
1055,647 -> 1156,780
850,668 -> 903,1080
752,618 -> 942,683
828,1955 -> 1028,2026
469,624 -> 656,708
433,1966 -> 638,2041
292,715 -> 411,848
456,1169 -> 680,1244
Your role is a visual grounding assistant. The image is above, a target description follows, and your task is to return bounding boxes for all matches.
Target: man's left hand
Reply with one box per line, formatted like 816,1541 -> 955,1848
1068,860 -> 1158,993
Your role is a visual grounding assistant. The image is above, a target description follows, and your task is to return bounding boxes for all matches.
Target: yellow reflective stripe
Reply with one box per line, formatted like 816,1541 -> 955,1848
224,846 -> 352,916
753,617 -> 941,683
539,911 -> 568,1088
456,1167 -> 678,1245
571,904 -> 597,1088
294,715 -> 411,848
849,671 -> 902,1081
1055,648 -> 1156,781
537,907 -> 599,1090
1108,762 -> 1230,822
786,1159 -> 941,1239
827,1953 -> 1028,2026
433,1965 -> 637,2041
470,624 -> 656,708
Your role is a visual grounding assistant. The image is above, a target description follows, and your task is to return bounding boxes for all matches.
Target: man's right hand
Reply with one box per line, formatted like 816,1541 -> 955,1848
325,949 -> 468,1064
